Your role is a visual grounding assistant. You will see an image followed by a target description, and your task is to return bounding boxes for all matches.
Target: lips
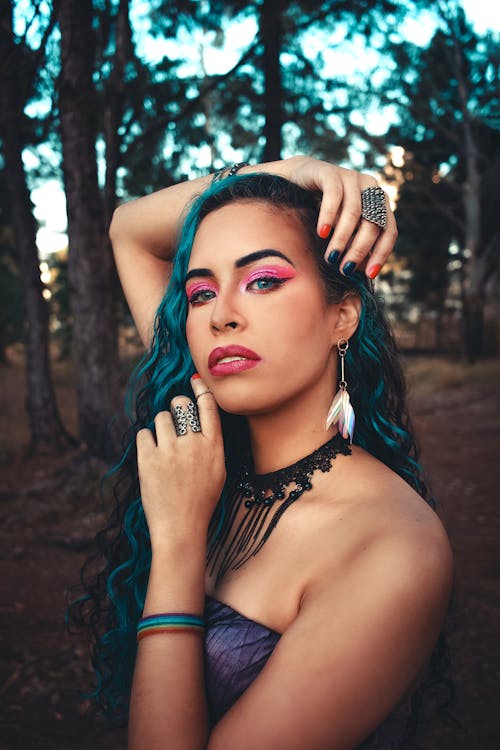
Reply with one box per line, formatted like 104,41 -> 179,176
208,345 -> 261,376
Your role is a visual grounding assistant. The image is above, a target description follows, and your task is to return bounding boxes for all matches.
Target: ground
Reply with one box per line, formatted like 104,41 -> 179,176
0,351 -> 499,750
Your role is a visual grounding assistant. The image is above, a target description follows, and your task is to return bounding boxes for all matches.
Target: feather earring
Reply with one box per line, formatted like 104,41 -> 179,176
326,338 -> 355,443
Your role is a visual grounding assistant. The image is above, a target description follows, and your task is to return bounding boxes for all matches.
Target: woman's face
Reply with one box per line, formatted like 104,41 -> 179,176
185,201 -> 340,417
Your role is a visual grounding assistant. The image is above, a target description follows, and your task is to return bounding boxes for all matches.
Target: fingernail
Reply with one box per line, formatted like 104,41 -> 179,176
327,250 -> 341,264
342,261 -> 357,276
367,264 -> 382,279
191,373 -> 201,380
319,224 -> 332,239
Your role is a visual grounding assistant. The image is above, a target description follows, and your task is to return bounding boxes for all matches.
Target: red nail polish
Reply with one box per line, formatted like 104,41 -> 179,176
191,373 -> 201,380
319,224 -> 332,239
368,264 -> 382,279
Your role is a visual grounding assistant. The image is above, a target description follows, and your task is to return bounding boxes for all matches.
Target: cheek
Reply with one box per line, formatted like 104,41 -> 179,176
274,289 -> 330,344
185,316 -> 204,367
272,305 -> 334,372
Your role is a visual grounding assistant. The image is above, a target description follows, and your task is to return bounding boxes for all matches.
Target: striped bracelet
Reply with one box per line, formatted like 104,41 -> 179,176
137,613 -> 205,642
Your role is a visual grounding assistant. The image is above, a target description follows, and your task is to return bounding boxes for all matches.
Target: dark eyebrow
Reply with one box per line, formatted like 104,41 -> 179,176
185,268 -> 213,283
185,249 -> 294,284
235,249 -> 295,269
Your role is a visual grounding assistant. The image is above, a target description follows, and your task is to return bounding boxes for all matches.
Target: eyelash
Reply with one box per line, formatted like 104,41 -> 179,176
245,275 -> 289,292
187,287 -> 217,305
186,274 -> 292,305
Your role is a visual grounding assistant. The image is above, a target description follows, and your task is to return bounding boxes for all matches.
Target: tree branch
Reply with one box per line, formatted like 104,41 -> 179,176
122,38 -> 259,162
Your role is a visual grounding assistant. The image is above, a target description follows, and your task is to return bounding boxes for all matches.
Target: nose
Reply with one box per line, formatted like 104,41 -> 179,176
209,290 -> 246,333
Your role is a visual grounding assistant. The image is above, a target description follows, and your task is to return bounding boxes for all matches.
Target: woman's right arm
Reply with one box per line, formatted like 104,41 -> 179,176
110,156 -> 396,347
109,173 -> 214,347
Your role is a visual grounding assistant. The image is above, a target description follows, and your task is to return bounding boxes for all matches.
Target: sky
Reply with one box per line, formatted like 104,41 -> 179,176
461,0 -> 500,33
30,0 -> 500,257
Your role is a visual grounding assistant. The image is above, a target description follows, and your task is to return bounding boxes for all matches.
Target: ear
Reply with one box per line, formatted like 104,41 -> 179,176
328,293 -> 361,345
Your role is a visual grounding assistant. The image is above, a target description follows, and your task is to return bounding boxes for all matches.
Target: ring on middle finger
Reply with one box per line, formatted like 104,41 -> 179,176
186,401 -> 202,433
172,404 -> 188,436
361,186 -> 387,230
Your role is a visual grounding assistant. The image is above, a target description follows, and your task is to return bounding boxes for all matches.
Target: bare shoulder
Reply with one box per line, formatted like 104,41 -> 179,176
350,444 -> 449,534
209,447 -> 454,750
306,443 -> 454,604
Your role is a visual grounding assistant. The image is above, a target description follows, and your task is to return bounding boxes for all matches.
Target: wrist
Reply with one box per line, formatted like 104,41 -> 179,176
148,508 -> 209,543
150,529 -> 207,563
144,542 -> 206,615
241,157 -> 296,181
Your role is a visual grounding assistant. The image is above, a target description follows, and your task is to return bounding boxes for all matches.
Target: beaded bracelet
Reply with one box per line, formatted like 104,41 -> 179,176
212,161 -> 250,184
227,161 -> 250,176
137,613 -> 205,642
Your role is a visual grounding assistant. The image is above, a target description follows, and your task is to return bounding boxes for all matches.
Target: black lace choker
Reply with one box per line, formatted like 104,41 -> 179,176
207,432 -> 351,583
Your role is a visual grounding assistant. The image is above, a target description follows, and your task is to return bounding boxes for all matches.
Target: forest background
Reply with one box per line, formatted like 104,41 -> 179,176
0,1 -> 499,748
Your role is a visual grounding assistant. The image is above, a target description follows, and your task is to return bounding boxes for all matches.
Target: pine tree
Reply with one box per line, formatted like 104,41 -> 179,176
58,0 -> 122,460
381,2 -> 500,360
0,0 -> 74,454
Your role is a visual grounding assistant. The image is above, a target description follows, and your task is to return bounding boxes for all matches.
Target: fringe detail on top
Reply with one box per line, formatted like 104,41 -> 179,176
207,432 -> 351,584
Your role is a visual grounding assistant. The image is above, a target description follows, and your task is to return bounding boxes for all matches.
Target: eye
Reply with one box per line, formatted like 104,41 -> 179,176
187,287 -> 217,305
246,275 -> 288,292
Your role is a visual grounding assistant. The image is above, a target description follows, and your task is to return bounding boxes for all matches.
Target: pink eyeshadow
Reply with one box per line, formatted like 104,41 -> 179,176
186,281 -> 217,298
243,265 -> 297,285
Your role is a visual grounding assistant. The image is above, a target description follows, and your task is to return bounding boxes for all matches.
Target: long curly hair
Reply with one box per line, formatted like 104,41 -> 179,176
67,173 -> 443,726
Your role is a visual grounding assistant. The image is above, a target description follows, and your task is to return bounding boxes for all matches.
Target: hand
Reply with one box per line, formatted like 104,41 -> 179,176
136,375 -> 226,550
276,155 -> 397,279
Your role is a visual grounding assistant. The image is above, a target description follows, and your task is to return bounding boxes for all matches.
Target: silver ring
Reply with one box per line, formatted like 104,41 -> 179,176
195,389 -> 212,401
185,400 -> 202,433
172,401 -> 202,435
172,404 -> 188,436
361,186 -> 387,230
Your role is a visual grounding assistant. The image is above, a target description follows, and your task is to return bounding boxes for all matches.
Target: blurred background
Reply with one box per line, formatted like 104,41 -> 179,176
0,1 -> 499,748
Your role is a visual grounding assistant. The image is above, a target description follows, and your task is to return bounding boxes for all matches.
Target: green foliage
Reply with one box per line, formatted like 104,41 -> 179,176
9,0 -> 62,181
114,0 -> 411,192
377,4 -> 500,315
391,154 -> 458,309
12,0 -> 500,349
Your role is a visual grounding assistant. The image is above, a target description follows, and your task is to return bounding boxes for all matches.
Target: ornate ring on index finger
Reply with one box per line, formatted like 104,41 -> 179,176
172,404 -> 188,436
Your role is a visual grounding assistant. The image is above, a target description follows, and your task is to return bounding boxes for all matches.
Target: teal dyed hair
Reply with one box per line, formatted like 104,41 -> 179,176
68,173 -> 434,724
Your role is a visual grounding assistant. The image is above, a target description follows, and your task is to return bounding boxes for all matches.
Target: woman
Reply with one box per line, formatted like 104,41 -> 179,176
73,156 -> 453,749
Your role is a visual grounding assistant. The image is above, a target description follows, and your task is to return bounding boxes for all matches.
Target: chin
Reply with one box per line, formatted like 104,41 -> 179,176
213,395 -> 266,417
209,381 -> 294,418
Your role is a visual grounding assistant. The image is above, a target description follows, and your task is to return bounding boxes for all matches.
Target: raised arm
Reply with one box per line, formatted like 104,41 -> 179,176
109,173 -> 213,347
109,156 -> 396,347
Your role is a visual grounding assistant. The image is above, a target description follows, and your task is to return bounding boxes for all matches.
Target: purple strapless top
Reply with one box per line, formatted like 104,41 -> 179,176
204,595 -> 412,748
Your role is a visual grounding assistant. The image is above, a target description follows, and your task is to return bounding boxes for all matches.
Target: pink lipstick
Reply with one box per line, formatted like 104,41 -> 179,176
208,345 -> 261,376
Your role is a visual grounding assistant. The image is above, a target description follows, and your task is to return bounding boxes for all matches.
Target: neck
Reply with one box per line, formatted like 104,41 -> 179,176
247,375 -> 337,474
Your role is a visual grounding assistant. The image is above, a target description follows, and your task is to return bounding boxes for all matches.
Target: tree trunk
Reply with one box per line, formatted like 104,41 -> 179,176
58,0 -> 122,461
0,0 -> 75,455
435,305 -> 444,353
462,291 -> 484,364
447,7 -> 485,361
261,0 -> 283,161
460,116 -> 485,362
102,0 -> 131,229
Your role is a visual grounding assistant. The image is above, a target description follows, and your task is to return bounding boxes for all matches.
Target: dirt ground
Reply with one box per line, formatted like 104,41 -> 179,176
0,352 -> 499,750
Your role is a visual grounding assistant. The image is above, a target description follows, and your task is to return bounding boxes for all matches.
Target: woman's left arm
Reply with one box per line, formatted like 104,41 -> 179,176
128,375 -> 225,750
128,541 -> 209,750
